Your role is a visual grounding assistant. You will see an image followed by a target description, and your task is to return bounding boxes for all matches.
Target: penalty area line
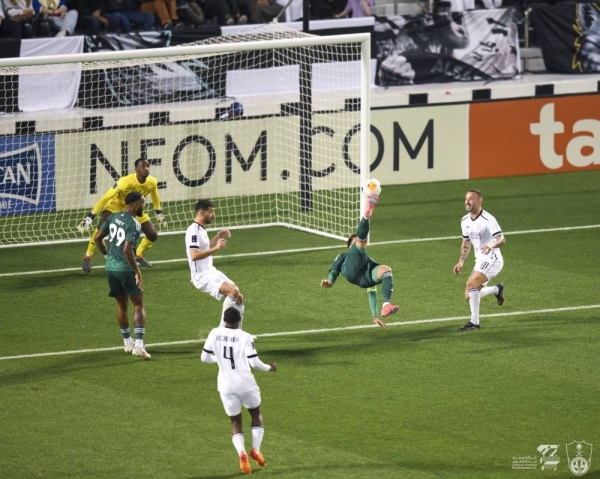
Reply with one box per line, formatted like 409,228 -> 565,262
1,304 -> 598,362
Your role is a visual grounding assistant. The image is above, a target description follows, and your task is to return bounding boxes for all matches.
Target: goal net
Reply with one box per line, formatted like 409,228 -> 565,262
0,24 -> 370,247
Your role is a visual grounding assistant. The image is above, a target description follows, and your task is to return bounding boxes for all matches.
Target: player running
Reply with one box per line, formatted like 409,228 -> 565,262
320,193 -> 399,329
94,192 -> 151,359
453,188 -> 506,331
77,158 -> 166,273
201,307 -> 277,475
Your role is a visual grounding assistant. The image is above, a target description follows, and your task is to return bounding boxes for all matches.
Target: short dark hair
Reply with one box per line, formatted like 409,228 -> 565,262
134,158 -> 148,169
468,188 -> 483,198
223,307 -> 241,325
195,199 -> 214,213
347,233 -> 357,248
125,191 -> 143,204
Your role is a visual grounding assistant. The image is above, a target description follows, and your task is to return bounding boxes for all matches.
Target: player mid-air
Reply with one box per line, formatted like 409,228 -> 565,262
321,190 -> 399,329
77,158 -> 166,273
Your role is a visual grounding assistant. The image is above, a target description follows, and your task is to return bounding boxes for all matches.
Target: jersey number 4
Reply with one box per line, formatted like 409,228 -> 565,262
223,346 -> 236,369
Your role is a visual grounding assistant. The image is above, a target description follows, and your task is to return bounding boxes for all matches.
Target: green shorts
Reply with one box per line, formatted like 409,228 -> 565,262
106,270 -> 143,297
344,244 -> 380,288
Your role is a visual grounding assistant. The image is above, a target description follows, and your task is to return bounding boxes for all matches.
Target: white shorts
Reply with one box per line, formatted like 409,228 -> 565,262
219,387 -> 261,416
191,270 -> 233,300
473,252 -> 504,284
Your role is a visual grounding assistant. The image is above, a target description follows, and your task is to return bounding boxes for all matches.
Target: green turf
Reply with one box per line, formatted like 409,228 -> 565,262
0,170 -> 599,478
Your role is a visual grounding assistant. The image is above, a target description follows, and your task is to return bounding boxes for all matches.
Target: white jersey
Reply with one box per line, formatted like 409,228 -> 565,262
186,222 -> 216,277
461,209 -> 504,261
203,327 -> 259,393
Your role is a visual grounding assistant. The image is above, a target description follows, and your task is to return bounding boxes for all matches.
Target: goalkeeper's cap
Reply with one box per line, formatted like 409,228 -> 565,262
230,101 -> 244,116
220,101 -> 244,119
125,191 -> 143,205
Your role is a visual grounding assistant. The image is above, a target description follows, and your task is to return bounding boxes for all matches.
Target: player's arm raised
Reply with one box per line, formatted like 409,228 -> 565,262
77,184 -> 119,232
189,238 -> 227,261
453,239 -> 471,275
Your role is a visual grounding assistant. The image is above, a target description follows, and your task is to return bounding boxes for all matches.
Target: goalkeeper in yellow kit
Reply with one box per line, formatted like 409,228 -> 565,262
77,158 -> 167,273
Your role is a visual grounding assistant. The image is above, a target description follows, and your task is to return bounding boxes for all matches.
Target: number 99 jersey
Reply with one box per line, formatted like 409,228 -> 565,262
100,211 -> 142,272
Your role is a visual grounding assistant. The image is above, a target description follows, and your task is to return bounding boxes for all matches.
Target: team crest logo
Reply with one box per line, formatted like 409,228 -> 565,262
537,444 -> 560,471
566,441 -> 592,476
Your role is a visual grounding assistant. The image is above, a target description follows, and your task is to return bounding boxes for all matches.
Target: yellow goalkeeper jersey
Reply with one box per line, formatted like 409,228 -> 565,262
92,174 -> 161,215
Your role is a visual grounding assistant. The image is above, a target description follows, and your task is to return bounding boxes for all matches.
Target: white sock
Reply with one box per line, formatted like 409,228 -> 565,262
236,302 -> 245,330
220,296 -> 237,327
124,337 -> 134,346
480,286 -> 498,298
468,288 -> 480,325
251,426 -> 264,451
135,339 -> 144,349
232,433 -> 245,455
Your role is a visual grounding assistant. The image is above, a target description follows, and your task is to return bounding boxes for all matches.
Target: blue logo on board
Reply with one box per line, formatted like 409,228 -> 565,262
0,143 -> 41,206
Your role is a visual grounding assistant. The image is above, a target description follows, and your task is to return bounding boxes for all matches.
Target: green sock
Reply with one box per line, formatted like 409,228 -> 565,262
357,217 -> 370,241
381,271 -> 393,303
367,287 -> 378,317
120,327 -> 130,339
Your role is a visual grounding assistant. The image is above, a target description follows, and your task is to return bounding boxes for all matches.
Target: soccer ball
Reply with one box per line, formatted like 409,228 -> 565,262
361,178 -> 381,198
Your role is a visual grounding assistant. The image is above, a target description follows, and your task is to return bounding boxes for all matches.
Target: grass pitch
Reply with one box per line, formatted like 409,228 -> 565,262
0,170 -> 599,478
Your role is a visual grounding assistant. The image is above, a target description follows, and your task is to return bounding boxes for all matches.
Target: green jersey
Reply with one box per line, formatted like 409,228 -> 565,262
100,211 -> 141,272
328,245 -> 381,289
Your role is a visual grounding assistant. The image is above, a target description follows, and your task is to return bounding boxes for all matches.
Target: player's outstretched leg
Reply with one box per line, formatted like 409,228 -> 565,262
378,267 -> 399,318
495,283 -> 504,306
364,193 -> 379,219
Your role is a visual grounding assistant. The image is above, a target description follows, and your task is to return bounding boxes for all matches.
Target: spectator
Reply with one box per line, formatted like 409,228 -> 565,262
33,0 -> 78,36
2,0 -> 48,37
239,0 -> 282,23
334,0 -> 373,17
0,0 -> 22,37
176,0 -> 205,27
104,0 -> 154,32
203,0 -> 246,25
67,0 -> 120,34
140,0 -> 185,29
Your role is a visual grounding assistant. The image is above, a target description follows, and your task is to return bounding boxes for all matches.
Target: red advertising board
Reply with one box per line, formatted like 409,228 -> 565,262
470,95 -> 600,178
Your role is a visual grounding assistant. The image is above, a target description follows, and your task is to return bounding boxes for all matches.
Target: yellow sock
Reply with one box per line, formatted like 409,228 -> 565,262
85,228 -> 99,257
136,236 -> 154,257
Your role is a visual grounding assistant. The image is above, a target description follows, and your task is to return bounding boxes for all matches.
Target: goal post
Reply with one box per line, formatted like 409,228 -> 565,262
0,24 -> 370,247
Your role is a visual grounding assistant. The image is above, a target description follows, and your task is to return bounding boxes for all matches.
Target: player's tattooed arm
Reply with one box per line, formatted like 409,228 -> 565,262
460,239 -> 471,262
453,239 -> 471,275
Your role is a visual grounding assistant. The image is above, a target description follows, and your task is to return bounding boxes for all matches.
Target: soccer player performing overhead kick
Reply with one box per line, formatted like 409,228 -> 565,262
320,193 -> 399,329
77,158 -> 166,273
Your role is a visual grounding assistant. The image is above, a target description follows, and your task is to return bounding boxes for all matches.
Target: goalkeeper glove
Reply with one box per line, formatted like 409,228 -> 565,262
155,209 -> 167,227
77,212 -> 95,233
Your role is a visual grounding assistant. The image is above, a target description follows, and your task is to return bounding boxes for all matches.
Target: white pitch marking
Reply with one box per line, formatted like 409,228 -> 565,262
0,304 -> 597,362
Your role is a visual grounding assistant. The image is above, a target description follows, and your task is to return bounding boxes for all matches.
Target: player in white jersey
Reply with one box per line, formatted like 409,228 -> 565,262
453,189 -> 506,330
185,199 -> 245,327
201,307 -> 277,475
